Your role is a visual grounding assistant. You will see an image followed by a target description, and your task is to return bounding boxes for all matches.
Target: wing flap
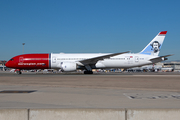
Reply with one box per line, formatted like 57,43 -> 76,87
79,51 -> 130,65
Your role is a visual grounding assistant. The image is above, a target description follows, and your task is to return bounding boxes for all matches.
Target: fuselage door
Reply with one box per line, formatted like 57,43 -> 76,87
19,57 -> 24,63
135,56 -> 139,62
52,56 -> 56,63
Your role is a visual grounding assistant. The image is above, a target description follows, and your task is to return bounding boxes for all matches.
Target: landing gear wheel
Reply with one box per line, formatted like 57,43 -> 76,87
84,71 -> 93,74
16,70 -> 22,74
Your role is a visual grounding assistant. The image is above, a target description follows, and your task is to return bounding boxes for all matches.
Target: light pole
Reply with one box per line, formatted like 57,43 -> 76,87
22,43 -> 25,54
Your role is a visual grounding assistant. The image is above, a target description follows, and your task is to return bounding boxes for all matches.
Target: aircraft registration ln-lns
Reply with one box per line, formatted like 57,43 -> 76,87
5,31 -> 173,74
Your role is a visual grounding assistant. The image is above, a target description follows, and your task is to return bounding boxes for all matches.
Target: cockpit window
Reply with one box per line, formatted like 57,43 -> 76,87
10,59 -> 14,61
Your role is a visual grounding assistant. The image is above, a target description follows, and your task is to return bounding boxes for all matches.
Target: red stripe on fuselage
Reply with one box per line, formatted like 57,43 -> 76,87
6,54 -> 50,69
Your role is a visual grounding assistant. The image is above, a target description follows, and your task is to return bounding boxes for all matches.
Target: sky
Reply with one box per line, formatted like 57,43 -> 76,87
0,0 -> 180,61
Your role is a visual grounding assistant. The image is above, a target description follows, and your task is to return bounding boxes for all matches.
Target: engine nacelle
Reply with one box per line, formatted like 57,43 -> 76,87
60,62 -> 77,72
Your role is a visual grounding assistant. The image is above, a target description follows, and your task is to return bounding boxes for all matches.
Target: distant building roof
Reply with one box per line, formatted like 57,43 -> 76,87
164,63 -> 180,65
0,60 -> 7,64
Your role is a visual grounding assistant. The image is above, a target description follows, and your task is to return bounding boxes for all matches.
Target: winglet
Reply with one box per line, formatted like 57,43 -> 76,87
159,31 -> 167,35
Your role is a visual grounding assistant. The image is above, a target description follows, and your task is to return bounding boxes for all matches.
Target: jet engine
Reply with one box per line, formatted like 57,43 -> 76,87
60,62 -> 77,72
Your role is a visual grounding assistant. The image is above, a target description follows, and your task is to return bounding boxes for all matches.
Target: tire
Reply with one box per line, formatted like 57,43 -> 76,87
84,71 -> 93,74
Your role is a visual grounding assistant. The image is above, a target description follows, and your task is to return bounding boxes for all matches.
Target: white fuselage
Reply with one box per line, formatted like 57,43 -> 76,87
50,53 -> 158,69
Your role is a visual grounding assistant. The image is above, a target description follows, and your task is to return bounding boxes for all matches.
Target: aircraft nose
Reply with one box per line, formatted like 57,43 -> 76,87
5,61 -> 10,68
5,60 -> 14,68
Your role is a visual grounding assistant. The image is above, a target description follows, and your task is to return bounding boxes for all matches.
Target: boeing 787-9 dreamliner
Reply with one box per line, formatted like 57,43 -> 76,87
5,31 -> 173,74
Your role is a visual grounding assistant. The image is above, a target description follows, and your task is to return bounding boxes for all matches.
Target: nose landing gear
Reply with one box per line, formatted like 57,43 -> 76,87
15,69 -> 22,74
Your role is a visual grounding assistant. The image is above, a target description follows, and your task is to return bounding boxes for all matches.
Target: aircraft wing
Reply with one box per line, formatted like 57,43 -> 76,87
79,51 -> 130,65
149,54 -> 174,61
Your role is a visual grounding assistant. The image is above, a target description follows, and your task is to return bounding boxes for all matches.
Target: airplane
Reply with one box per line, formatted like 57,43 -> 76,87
5,31 -> 173,74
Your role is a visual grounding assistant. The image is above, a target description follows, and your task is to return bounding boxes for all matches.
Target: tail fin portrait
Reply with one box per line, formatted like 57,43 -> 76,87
140,31 -> 167,56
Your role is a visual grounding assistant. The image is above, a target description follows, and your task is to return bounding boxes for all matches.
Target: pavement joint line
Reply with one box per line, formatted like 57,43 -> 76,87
132,75 -> 180,77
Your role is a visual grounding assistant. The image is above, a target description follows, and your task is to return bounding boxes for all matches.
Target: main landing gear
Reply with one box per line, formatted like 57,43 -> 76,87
84,65 -> 93,74
84,71 -> 93,74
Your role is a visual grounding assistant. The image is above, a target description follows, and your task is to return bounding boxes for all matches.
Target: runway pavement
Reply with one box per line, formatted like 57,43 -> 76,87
0,71 -> 180,109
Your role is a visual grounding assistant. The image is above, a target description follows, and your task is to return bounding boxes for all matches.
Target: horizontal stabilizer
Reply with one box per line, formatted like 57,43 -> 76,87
149,54 -> 174,61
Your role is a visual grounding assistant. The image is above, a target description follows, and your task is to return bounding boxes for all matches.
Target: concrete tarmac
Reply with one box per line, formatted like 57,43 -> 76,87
0,71 -> 180,109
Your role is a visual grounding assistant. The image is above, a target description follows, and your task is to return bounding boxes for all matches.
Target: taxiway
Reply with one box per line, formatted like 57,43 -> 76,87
0,72 -> 180,109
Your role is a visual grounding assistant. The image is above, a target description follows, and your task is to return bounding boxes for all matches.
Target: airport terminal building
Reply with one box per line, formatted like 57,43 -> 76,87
0,60 -> 7,71
163,62 -> 180,71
